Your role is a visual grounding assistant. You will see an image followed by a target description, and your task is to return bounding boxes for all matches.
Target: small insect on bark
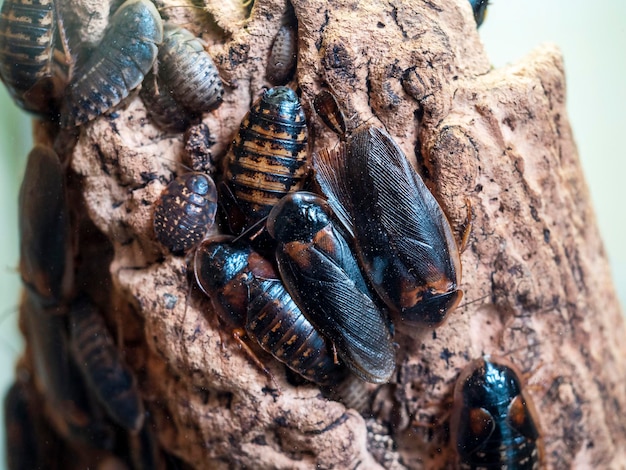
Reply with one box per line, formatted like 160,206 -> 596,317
451,356 -> 543,470
0,0 -> 66,115
69,295 -> 145,433
313,89 -> 349,139
19,145 -> 73,310
266,24 -> 297,86
222,86 -> 309,233
266,192 -> 396,384
469,0 -> 488,28
314,126 -> 463,328
60,0 -> 163,128
194,235 -> 346,386
153,172 -> 218,255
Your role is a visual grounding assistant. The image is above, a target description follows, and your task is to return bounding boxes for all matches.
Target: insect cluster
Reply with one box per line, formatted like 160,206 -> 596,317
2,0 -> 540,468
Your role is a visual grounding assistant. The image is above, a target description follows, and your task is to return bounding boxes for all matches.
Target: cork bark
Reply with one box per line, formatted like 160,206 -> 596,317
23,0 -> 626,468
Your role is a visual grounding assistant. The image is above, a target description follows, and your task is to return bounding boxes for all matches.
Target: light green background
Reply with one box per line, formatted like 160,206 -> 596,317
0,0 -> 624,464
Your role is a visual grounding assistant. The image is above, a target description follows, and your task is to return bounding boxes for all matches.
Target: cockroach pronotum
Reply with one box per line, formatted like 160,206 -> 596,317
266,191 -> 396,384
222,86 -> 309,233
60,0 -> 163,128
451,356 -> 543,469
153,172 -> 218,255
194,235 -> 346,386
314,126 -> 463,328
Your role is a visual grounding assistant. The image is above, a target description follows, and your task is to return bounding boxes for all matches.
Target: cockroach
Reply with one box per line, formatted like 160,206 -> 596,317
451,356 -> 543,469
469,0 -> 488,28
140,69 -> 197,132
222,86 -> 309,233
266,24 -> 297,86
69,295 -> 145,433
314,126 -> 463,328
0,0 -> 66,115
156,23 -> 224,114
266,192 -> 396,384
313,89 -> 348,139
21,294 -> 115,449
60,0 -> 163,128
194,235 -> 346,386
18,145 -> 73,310
153,172 -> 218,255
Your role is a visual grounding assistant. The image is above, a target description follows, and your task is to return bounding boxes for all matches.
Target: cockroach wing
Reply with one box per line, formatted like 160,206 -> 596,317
276,244 -> 395,384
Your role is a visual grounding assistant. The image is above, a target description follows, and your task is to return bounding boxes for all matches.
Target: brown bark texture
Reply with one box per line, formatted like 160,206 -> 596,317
19,0 -> 626,468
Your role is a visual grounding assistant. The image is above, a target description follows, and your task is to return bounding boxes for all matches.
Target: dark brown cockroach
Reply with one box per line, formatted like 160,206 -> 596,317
60,0 -> 163,128
153,172 -> 218,255
266,24 -> 297,86
21,294 -> 115,449
314,126 -> 463,328
194,235 -> 346,386
69,295 -> 145,433
313,89 -> 348,139
18,145 -> 73,310
266,192 -> 396,384
156,23 -> 224,114
222,86 -> 309,233
139,69 -> 197,132
0,0 -> 68,115
469,0 -> 488,28
451,356 -> 543,469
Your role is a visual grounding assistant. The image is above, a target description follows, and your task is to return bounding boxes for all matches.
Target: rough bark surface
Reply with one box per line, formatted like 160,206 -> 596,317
21,0 -> 626,468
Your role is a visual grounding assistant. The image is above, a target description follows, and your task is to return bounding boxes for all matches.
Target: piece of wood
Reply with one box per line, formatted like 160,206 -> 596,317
21,0 -> 626,468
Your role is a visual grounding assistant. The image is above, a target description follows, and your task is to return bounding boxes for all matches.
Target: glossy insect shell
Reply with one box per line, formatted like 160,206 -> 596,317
19,145 -> 73,310
158,23 -> 224,114
313,90 -> 348,139
0,0 -> 58,114
60,0 -> 163,128
266,24 -> 297,85
194,235 -> 346,385
69,296 -> 145,432
267,192 -> 396,384
153,172 -> 218,255
223,86 -> 309,229
140,69 -> 197,132
451,356 -> 543,469
469,0 -> 488,27
314,126 -> 462,328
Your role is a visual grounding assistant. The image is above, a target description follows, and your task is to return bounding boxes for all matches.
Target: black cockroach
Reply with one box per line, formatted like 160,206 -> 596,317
194,235 -> 344,385
194,235 -> 346,386
21,294 -> 115,449
153,172 -> 218,255
18,145 -> 73,310
451,356 -> 543,469
266,192 -> 396,384
156,23 -> 224,114
0,0 -> 67,115
60,0 -> 163,128
266,24 -> 297,86
69,295 -> 145,433
140,69 -> 197,132
314,126 -> 463,328
222,86 -> 309,233
469,0 -> 488,28
313,89 -> 348,139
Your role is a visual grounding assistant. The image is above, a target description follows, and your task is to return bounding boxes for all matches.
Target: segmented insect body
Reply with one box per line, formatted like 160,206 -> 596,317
194,235 -> 346,385
18,145 -> 73,310
469,0 -> 488,27
60,0 -> 163,128
153,172 -> 218,255
0,0 -> 59,114
267,192 -> 396,384
451,357 -> 543,469
157,23 -> 223,113
69,296 -> 145,432
140,70 -> 197,132
266,24 -> 297,85
313,90 -> 348,139
223,86 -> 309,231
314,126 -> 462,328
